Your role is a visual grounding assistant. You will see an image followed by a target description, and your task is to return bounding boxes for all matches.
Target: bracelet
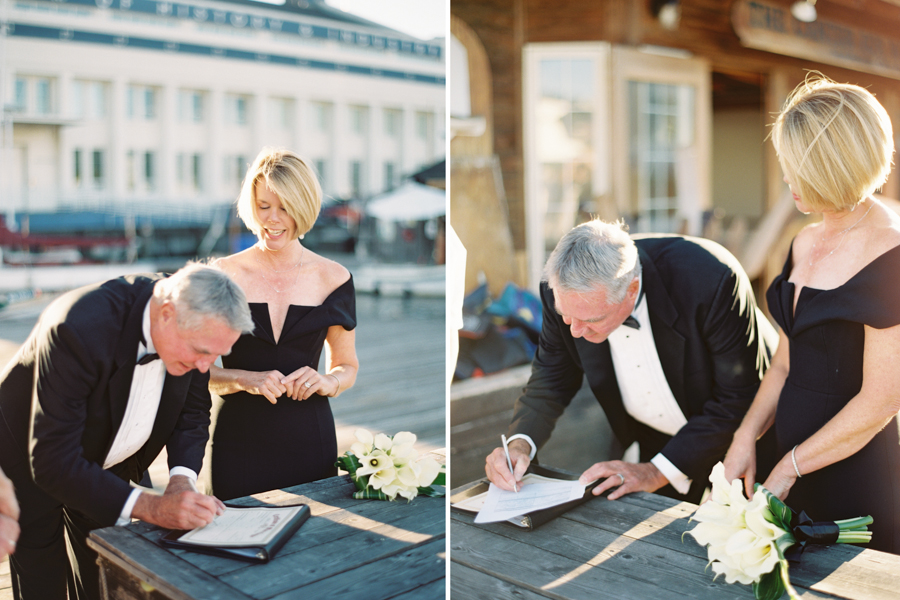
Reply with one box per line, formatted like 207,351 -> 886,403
328,373 -> 342,397
791,444 -> 802,478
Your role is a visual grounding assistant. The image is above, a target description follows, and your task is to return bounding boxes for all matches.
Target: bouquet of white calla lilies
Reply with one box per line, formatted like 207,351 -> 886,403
687,462 -> 872,600
336,429 -> 445,501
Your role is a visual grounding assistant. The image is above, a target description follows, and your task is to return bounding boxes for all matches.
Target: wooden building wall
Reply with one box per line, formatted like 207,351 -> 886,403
451,0 -> 900,263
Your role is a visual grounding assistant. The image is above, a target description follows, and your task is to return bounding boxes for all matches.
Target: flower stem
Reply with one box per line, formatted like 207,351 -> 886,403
835,516 -> 873,530
779,559 -> 802,600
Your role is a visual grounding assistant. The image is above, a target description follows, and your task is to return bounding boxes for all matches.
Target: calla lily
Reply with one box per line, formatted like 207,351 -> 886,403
351,429 -> 374,456
356,450 -> 391,477
414,457 -> 441,487
374,433 -> 393,451
390,431 -> 418,458
368,465 -> 398,491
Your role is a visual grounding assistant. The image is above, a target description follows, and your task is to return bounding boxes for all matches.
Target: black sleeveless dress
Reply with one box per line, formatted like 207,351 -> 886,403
768,244 -> 900,553
211,277 -> 356,501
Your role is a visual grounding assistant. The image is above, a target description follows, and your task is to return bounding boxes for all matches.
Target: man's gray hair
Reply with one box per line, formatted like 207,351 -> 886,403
153,263 -> 254,333
542,219 -> 641,303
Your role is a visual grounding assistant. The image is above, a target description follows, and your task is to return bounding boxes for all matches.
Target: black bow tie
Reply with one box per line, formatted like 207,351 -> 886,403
622,315 -> 641,330
137,353 -> 160,366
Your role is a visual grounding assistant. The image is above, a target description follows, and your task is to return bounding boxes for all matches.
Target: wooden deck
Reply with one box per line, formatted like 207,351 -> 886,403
0,284 -> 445,599
452,483 -> 900,599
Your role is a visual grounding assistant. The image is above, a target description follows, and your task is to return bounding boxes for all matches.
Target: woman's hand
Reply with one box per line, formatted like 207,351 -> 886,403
242,370 -> 287,404
761,460 -> 797,501
281,366 -> 339,400
723,432 -> 758,499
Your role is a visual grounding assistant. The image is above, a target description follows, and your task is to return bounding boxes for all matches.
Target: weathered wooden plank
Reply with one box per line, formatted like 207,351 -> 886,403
220,499 -> 445,598
450,519 -> 723,600
384,576 -> 447,600
451,563 -> 555,600
88,528 -> 247,600
268,538 -> 445,600
451,510 -> 751,599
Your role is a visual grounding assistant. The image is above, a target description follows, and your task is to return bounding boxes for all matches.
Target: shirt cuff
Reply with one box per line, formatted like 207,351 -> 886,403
116,488 -> 142,526
506,434 -> 537,460
169,467 -> 199,484
651,453 -> 692,495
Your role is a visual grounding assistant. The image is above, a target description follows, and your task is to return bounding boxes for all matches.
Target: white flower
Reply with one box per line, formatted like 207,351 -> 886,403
390,431 -> 418,458
368,464 -> 398,491
374,432 -> 394,452
356,450 -> 391,477
350,429 -> 374,457
688,462 -> 791,587
414,457 -> 441,488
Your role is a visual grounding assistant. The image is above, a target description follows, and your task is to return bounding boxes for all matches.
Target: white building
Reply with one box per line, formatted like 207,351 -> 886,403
0,0 -> 445,225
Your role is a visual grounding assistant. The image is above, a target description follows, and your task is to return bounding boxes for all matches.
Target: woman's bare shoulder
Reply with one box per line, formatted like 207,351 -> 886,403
304,251 -> 351,291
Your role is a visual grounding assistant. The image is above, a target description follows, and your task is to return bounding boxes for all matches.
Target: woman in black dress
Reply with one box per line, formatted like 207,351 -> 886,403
209,148 -> 359,500
723,76 -> 900,553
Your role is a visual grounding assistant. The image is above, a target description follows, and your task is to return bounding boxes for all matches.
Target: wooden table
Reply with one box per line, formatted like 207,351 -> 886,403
88,470 -> 445,600
451,482 -> 900,599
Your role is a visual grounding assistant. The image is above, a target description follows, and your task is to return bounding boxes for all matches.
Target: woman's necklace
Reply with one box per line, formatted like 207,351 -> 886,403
808,201 -> 875,268
255,246 -> 305,294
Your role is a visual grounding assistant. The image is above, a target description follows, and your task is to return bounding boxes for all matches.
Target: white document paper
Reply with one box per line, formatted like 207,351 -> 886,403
474,478 -> 586,524
177,505 -> 302,547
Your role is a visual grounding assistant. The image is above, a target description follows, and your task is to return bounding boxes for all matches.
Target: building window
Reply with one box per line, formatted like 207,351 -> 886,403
144,151 -> 156,191
269,98 -> 291,129
72,81 -> 85,118
311,102 -> 331,133
92,150 -> 105,188
192,153 -> 203,191
73,149 -> 82,186
126,151 -> 135,191
384,108 -> 401,137
92,82 -> 108,118
350,106 -> 367,135
226,95 -> 248,126
628,81 -> 695,232
384,161 -> 396,191
179,91 -> 204,122
350,161 -> 363,198
126,86 -> 135,119
35,79 -> 51,114
144,88 -> 156,120
176,152 -> 185,185
126,86 -> 157,120
315,159 -> 327,190
14,78 -> 26,112
225,155 -> 248,189
416,111 -> 431,139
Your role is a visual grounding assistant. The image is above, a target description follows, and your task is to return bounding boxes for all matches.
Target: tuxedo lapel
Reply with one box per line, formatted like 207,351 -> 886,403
637,245 -> 687,405
101,286 -> 155,463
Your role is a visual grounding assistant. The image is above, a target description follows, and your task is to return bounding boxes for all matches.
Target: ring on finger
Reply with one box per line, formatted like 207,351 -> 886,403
616,473 -> 625,486
304,381 -> 313,389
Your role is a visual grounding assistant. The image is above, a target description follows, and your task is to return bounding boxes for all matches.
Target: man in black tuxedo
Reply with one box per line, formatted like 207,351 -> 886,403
485,219 -> 778,503
0,263 -> 254,600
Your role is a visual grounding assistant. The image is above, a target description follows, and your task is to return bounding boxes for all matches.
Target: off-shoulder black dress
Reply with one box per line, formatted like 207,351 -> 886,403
211,277 -> 356,501
767,245 -> 900,553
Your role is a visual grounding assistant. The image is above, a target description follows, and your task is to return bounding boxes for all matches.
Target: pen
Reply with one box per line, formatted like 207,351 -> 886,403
501,434 -> 518,493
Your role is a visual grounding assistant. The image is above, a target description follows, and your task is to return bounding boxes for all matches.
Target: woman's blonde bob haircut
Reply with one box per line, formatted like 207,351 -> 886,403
236,148 -> 322,238
773,75 -> 894,212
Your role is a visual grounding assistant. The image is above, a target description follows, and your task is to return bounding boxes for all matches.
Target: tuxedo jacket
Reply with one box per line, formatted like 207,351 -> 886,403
0,274 -> 212,526
508,235 -> 778,485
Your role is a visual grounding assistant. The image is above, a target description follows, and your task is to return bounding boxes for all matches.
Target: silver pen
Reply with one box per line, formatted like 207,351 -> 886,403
501,434 -> 518,493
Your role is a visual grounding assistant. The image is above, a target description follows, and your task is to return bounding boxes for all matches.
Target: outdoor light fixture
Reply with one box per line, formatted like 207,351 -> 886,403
651,0 -> 681,30
791,0 -> 817,22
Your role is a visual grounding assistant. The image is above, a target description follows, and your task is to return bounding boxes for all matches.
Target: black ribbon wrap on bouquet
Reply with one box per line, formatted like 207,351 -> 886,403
785,510 -> 840,563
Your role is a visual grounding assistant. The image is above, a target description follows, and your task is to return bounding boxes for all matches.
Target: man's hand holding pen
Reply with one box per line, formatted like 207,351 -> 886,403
486,439 -> 532,492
